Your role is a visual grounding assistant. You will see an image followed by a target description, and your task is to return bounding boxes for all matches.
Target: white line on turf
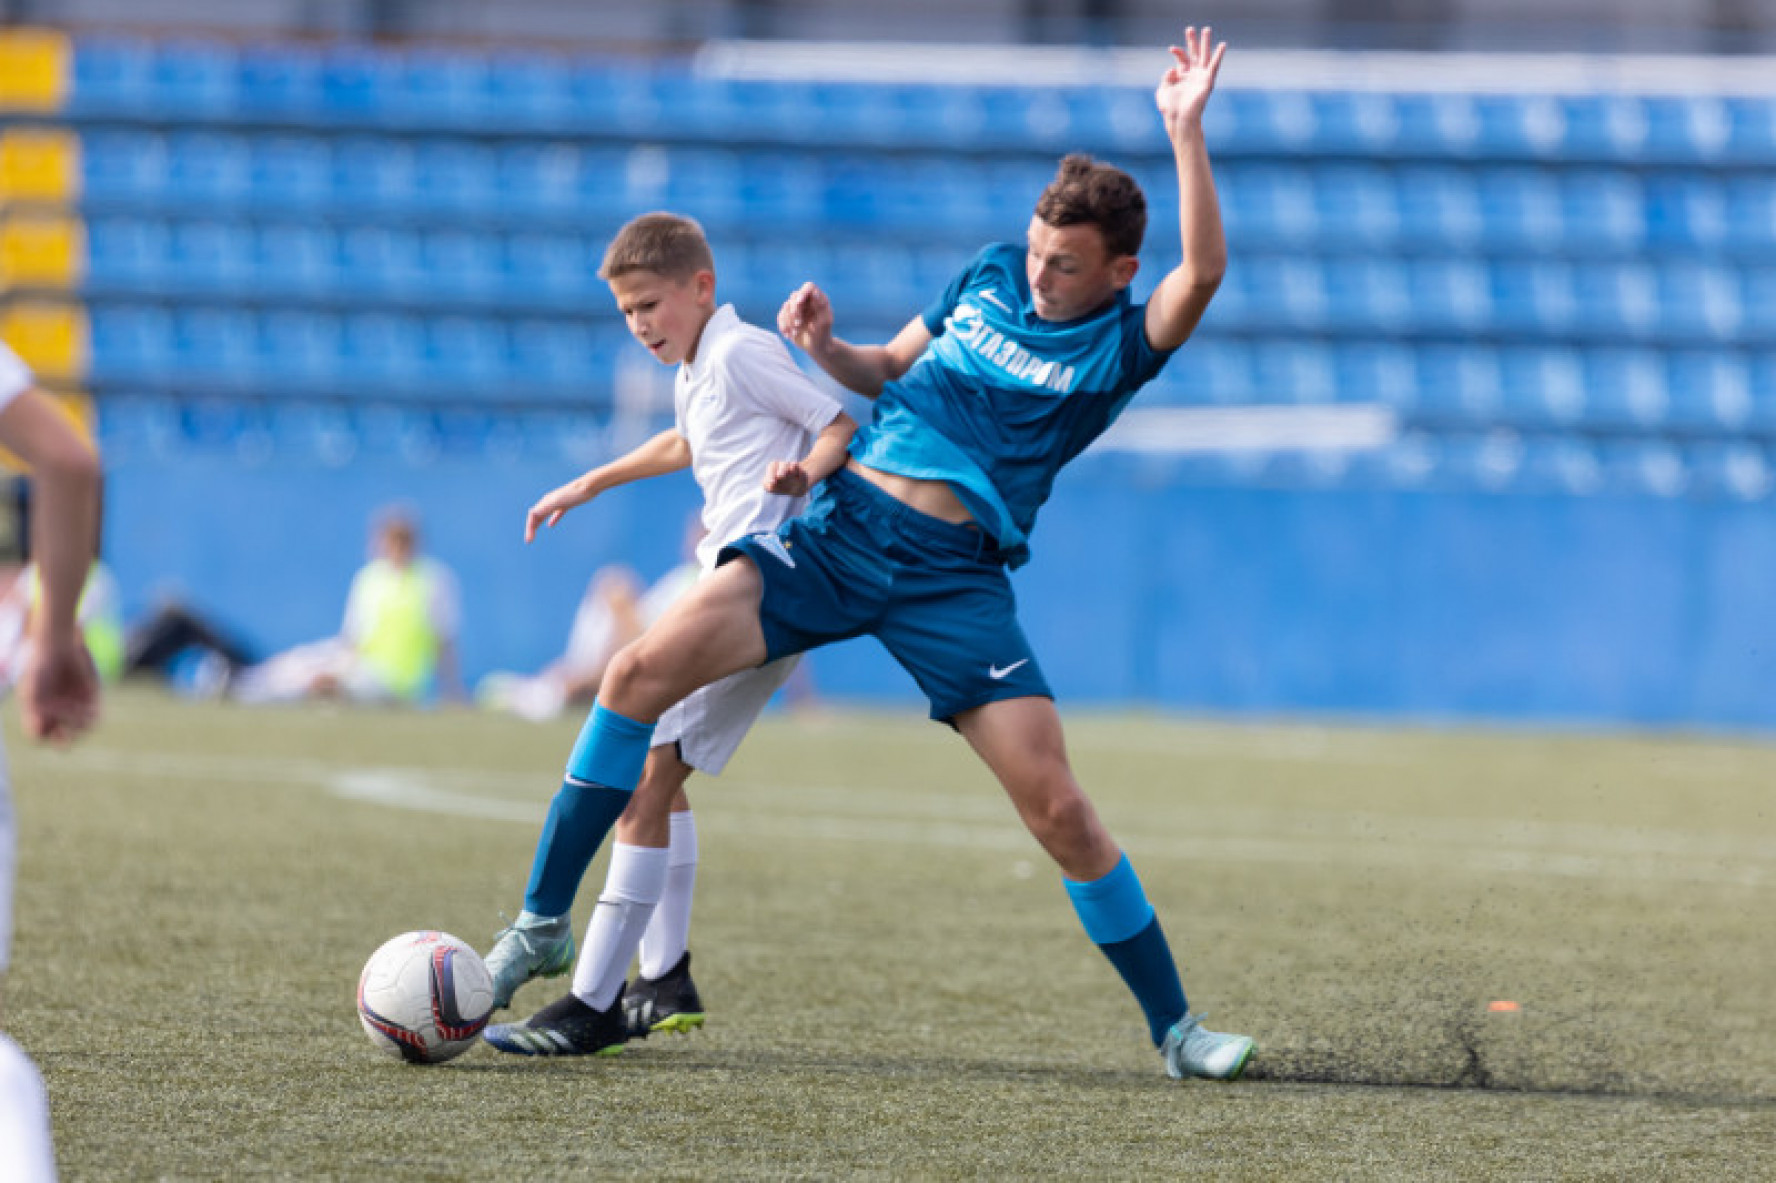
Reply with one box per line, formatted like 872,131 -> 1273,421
39,747 -> 1776,888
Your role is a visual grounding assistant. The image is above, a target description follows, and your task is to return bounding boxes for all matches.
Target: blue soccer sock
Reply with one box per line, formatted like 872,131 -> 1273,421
1064,853 -> 1189,1047
522,704 -> 655,918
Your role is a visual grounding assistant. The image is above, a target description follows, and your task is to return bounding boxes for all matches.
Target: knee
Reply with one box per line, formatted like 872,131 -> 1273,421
1018,773 -> 1096,848
601,641 -> 662,710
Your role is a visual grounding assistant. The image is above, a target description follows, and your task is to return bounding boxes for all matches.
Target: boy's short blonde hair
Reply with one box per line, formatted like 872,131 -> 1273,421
598,212 -> 716,282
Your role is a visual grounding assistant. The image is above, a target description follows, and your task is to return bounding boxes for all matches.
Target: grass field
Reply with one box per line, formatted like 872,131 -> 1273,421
6,687 -> 1774,1178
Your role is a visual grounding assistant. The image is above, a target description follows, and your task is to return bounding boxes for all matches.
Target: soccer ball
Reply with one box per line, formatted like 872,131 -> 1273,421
356,930 -> 495,1064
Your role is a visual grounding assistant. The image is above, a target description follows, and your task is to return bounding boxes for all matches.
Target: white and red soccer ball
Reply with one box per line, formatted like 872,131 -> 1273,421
356,931 -> 495,1064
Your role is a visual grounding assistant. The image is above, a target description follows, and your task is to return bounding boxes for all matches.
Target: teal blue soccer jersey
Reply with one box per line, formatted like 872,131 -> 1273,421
849,242 -> 1177,568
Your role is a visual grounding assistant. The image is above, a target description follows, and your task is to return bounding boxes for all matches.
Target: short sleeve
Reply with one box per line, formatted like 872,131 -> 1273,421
920,246 -> 995,337
0,341 -> 35,414
1120,302 -> 1177,391
730,334 -> 844,437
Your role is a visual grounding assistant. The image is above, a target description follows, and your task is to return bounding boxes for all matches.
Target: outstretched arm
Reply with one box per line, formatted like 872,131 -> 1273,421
779,283 -> 931,398
1145,27 -> 1228,352
525,428 -> 692,542
763,410 -> 859,497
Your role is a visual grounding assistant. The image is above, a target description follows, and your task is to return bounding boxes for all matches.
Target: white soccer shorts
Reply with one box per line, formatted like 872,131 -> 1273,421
651,654 -> 798,775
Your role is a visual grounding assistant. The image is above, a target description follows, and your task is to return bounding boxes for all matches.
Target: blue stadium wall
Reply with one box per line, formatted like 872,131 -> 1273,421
101,449 -> 1776,730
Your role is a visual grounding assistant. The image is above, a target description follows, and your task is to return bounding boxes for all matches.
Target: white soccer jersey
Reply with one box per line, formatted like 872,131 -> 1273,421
0,340 -> 32,415
674,304 -> 842,571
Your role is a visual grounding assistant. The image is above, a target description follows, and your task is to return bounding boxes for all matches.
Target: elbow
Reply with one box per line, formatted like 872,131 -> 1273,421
45,435 -> 102,486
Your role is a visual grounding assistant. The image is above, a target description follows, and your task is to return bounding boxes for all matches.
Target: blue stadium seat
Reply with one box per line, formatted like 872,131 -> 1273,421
495,142 -> 586,218
1393,165 -> 1482,248
425,316 -> 508,390
814,82 -> 906,146
1475,168 -> 1563,251
1574,262 -> 1658,340
330,137 -> 418,212
484,54 -> 576,130
1582,348 -> 1671,430
660,147 -> 745,226
1719,179 -> 1776,253
236,45 -> 321,119
1742,269 -> 1776,340
78,130 -> 167,206
95,395 -> 183,455
1721,97 -> 1776,165
1069,86 -> 1161,153
1657,263 -> 1742,343
567,62 -> 661,138
163,133 -> 251,209
1334,341 -> 1417,410
1314,166 -> 1400,248
1643,175 -> 1725,250
1666,351 -> 1754,432
1474,94 -> 1554,159
149,41 -> 238,118
1499,346 -> 1586,428
341,312 -> 426,388
387,50 -> 492,129
167,220 -> 254,296
1252,340 -> 1337,405
174,308 -> 260,385
260,311 -> 344,391
504,233 -> 597,311
1311,92 -> 1402,155
68,37 -> 154,118
338,226 -> 426,299
256,223 -> 338,297
1561,170 -> 1645,253
318,46 -> 384,122
412,140 -> 498,215
1515,435 -> 1606,497
1596,438 -> 1688,497
1406,259 -> 1491,335
1178,338 -> 1255,405
1235,165 -> 1321,246
1686,441 -> 1774,500
1413,344 -> 1503,426
87,305 -> 177,383
84,217 -> 171,292
419,229 -> 503,303
1324,259 -> 1410,334
739,152 -> 827,226
510,320 -> 606,393
979,85 -> 1073,152
247,136 -> 330,213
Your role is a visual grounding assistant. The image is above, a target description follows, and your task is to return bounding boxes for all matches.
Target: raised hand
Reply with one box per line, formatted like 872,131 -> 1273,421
1156,26 -> 1226,136
777,282 -> 834,355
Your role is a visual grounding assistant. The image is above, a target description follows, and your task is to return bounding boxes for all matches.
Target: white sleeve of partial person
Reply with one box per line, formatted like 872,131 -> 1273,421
0,342 -> 36,415
733,333 -> 844,437
427,563 -> 461,639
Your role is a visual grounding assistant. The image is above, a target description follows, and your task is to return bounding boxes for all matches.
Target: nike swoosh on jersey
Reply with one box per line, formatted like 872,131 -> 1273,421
988,659 -> 1030,679
978,287 -> 1014,314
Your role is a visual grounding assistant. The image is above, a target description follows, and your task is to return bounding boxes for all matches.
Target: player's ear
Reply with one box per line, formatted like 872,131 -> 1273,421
695,269 -> 717,305
1110,254 -> 1139,291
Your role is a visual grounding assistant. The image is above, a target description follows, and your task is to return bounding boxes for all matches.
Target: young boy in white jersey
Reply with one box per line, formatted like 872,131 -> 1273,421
0,339 -> 103,1181
483,213 -> 855,1048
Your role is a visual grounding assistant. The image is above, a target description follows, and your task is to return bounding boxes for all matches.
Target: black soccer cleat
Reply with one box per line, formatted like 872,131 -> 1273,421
623,951 -> 706,1038
482,988 -> 628,1057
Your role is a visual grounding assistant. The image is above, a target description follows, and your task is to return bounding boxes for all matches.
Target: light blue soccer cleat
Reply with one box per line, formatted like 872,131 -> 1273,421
484,914 -> 575,1010
1162,1012 -> 1256,1081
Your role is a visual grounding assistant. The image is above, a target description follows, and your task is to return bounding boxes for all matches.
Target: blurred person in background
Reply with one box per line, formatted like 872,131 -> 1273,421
0,338 -> 103,1182
229,506 -> 464,706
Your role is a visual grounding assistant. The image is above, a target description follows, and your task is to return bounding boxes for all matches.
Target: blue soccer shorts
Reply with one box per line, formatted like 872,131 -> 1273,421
719,467 -> 1052,722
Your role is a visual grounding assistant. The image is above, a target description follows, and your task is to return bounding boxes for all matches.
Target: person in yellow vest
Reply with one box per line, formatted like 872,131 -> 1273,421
0,558 -> 124,691
230,508 -> 463,705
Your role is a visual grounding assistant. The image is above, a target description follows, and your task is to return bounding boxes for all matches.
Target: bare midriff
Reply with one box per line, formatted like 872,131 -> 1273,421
846,458 -> 975,525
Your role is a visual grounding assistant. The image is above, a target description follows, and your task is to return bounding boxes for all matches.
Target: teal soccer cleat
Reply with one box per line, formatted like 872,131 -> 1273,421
484,914 -> 575,1010
1161,1013 -> 1255,1081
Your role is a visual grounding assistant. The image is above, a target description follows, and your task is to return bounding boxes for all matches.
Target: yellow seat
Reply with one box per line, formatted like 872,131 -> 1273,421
0,300 -> 88,382
0,213 -> 84,290
0,128 -> 80,206
0,29 -> 72,113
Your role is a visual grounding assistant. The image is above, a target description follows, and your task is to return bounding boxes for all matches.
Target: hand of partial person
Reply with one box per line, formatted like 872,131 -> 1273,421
19,632 -> 99,744
1155,26 -> 1226,135
778,282 -> 834,355
764,459 -> 813,497
525,480 -> 593,543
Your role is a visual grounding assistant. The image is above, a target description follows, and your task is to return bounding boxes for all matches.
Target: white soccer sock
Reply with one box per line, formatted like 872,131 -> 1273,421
0,1033 -> 57,1183
571,843 -> 669,1012
639,810 -> 699,981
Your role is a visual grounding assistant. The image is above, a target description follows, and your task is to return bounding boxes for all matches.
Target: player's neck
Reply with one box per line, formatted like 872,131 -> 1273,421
682,304 -> 720,366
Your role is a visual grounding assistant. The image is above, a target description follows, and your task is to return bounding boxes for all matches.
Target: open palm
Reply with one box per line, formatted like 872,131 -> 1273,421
1155,26 -> 1226,133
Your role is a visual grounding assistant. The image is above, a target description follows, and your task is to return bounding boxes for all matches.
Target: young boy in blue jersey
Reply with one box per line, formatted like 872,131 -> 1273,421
486,28 -> 1252,1080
